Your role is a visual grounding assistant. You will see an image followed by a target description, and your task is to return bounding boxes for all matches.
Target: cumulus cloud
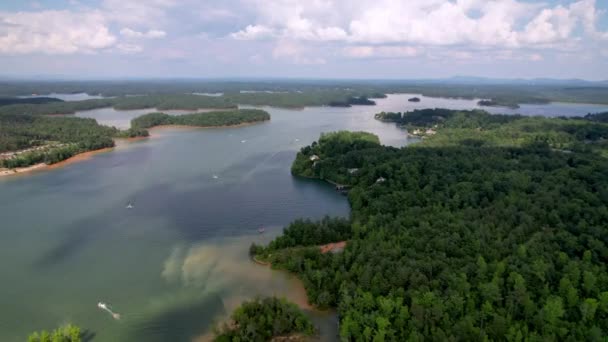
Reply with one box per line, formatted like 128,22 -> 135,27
0,10 -> 116,54
120,28 -> 167,39
229,0 -> 608,55
231,25 -> 275,40
343,46 -> 419,58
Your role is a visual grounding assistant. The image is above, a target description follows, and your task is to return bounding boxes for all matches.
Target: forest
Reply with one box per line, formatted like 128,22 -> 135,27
254,112 -> 608,340
0,91 -> 385,116
1,80 -> 607,106
27,324 -> 82,342
375,109 -> 608,156
0,114 -> 148,168
130,109 -> 270,129
213,297 -> 315,341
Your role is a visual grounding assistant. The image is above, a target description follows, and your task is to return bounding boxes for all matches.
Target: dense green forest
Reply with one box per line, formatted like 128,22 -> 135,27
0,114 -> 147,168
1,80 -> 607,105
0,91 -> 385,116
375,109 -> 608,156
0,97 -> 63,106
478,100 -> 520,109
329,96 -> 376,107
213,297 -> 315,341
27,324 -> 82,342
254,118 -> 608,340
130,109 -> 270,129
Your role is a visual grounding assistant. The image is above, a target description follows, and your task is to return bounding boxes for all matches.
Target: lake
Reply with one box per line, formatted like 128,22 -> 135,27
0,94 -> 606,341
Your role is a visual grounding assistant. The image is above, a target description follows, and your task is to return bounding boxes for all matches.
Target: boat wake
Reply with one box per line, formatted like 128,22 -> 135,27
98,302 -> 121,320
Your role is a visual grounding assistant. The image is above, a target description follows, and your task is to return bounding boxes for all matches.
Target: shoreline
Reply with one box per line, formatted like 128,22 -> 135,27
147,120 -> 269,131
0,119 -> 268,179
0,147 -> 114,178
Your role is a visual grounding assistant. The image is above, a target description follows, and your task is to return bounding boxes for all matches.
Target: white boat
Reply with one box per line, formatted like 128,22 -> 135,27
212,175 -> 219,179
98,301 -> 121,320
241,140 -> 247,143
126,203 -> 134,209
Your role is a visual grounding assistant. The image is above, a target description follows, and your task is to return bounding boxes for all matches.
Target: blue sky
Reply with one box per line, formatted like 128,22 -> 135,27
0,0 -> 607,80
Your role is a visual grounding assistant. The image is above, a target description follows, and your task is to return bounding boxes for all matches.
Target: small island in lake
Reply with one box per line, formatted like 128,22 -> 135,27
408,97 -> 421,102
130,109 -> 270,129
477,99 -> 520,109
328,96 -> 376,107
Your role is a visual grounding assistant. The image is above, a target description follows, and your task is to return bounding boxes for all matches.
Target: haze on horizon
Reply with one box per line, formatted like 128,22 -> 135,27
0,0 -> 607,80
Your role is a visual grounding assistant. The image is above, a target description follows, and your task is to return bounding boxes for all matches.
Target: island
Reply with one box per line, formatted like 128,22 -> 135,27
477,99 -> 520,109
250,111 -> 608,340
328,96 -> 376,107
213,297 -> 315,341
130,109 -> 270,129
408,97 -> 421,102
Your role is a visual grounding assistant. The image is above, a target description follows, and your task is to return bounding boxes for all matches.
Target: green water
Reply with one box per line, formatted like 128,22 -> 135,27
1,94 -> 604,341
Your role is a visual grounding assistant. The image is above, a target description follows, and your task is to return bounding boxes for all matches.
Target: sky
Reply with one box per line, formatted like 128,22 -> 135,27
0,0 -> 607,80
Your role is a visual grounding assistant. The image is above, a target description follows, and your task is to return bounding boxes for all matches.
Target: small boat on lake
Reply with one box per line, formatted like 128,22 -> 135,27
98,302 -> 121,320
257,227 -> 265,234
126,202 -> 134,209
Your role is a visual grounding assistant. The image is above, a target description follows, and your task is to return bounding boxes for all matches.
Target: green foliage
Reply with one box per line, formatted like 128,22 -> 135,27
291,131 -> 380,184
376,108 -> 608,155
130,109 -> 270,129
257,127 -> 608,340
214,297 -> 315,341
0,114 -> 147,168
0,90 -> 385,116
329,96 -> 376,107
585,111 -> 608,123
0,97 -> 63,106
27,324 -> 81,342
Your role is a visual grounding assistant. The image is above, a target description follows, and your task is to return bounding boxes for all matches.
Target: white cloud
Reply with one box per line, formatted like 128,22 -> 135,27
229,0 -> 608,52
343,46 -> 419,58
120,28 -> 166,39
231,25 -> 275,40
0,10 -> 116,55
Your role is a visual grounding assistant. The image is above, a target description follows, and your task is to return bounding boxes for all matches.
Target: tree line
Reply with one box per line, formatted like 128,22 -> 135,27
130,109 -> 270,129
0,114 -> 147,168
213,297 -> 315,341
254,118 -> 608,340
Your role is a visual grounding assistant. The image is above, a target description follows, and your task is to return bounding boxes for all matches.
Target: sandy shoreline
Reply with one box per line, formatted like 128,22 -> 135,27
0,147 -> 115,178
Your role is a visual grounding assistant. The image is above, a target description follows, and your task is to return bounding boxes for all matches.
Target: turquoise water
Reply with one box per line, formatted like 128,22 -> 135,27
0,94 -> 605,341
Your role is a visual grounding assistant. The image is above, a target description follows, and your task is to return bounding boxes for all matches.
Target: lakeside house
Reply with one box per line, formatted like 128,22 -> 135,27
425,128 -> 437,135
309,155 -> 320,161
348,168 -> 359,174
376,177 -> 386,183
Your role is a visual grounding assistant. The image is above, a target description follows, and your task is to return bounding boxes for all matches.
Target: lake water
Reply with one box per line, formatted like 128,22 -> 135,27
1,94 -> 606,342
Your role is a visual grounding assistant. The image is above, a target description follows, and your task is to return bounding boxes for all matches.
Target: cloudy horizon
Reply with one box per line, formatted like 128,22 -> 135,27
0,0 -> 607,80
